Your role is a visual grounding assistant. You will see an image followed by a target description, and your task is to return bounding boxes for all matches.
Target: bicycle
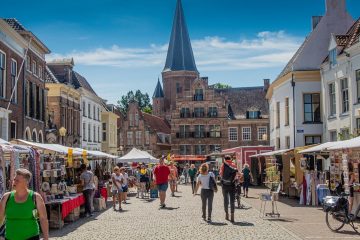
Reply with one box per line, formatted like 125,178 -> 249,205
324,183 -> 360,233
235,181 -> 245,209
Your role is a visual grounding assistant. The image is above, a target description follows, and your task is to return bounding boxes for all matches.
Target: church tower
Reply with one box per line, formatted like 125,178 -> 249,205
152,78 -> 165,117
162,0 -> 199,118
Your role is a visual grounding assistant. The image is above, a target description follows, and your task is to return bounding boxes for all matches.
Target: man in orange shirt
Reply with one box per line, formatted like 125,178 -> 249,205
168,161 -> 178,197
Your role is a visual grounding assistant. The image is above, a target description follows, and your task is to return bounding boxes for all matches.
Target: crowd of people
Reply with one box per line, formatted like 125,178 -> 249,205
0,155 -> 252,239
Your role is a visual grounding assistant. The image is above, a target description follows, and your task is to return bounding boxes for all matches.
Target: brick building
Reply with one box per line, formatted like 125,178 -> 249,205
151,0 -> 270,158
1,19 -> 50,142
45,59 -> 81,146
119,101 -> 171,157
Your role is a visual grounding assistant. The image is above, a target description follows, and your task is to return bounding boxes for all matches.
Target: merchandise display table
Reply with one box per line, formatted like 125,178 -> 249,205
46,193 -> 85,228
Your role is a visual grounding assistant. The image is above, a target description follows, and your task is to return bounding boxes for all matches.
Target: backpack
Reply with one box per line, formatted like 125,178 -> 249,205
221,162 -> 237,186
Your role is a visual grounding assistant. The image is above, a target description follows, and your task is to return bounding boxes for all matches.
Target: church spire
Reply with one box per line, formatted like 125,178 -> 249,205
153,78 -> 164,98
163,0 -> 198,73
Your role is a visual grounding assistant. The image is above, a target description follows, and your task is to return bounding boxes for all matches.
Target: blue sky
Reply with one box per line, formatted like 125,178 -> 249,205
2,0 -> 360,104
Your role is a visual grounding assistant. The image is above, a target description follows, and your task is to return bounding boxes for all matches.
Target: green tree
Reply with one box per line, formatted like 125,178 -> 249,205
213,83 -> 231,89
117,90 -> 152,114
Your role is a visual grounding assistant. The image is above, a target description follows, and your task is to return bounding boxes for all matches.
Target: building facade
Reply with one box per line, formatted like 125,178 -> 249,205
120,101 -> 171,157
101,104 -> 119,155
45,59 -> 81,146
170,77 -> 228,156
0,19 -> 26,141
76,72 -> 102,151
1,18 -> 50,142
267,0 -> 354,149
321,19 -> 360,141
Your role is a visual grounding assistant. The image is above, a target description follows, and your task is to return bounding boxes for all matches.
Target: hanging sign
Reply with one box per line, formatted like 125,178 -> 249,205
68,148 -> 73,167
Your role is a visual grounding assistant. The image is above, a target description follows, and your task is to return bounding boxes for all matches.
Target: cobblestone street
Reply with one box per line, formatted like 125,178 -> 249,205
50,186 -> 299,240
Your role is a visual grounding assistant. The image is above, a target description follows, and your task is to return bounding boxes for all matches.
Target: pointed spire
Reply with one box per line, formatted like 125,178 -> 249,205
153,78 -> 165,98
163,0 -> 198,73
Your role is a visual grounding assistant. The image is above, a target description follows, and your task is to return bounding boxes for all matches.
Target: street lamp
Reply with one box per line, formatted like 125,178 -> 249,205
59,127 -> 67,146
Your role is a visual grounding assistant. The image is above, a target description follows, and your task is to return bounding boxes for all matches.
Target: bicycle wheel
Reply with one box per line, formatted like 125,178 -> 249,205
326,211 -> 346,232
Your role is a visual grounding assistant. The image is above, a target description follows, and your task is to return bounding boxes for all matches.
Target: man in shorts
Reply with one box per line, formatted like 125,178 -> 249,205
153,158 -> 170,208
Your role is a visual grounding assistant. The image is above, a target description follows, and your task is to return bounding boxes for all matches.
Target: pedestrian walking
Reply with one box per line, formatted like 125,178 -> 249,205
139,164 -> 149,198
189,164 -> 197,194
0,168 -> 49,240
220,155 -> 238,222
120,167 -> 129,204
182,164 -> 189,184
153,158 -> 170,208
111,166 -> 123,211
168,162 -> 178,197
194,163 -> 217,222
80,164 -> 95,217
242,164 -> 253,198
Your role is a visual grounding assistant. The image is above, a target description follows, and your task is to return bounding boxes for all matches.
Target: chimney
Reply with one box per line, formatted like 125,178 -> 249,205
325,0 -> 346,16
311,16 -> 323,31
263,79 -> 270,91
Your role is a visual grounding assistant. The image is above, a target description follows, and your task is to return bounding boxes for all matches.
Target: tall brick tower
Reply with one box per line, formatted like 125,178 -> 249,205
161,0 -> 199,119
152,78 -> 165,117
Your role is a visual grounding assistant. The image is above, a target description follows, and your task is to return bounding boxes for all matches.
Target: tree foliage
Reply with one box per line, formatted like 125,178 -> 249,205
213,83 -> 231,89
117,90 -> 152,114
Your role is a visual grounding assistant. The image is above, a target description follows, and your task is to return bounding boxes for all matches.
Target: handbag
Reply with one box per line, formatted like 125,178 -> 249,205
209,173 -> 217,192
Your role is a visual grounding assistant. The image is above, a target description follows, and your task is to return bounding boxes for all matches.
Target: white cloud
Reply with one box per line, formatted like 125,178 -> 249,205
47,31 -> 303,71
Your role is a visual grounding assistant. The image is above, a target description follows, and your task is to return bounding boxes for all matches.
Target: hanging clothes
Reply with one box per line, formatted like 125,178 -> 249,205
306,173 -> 312,205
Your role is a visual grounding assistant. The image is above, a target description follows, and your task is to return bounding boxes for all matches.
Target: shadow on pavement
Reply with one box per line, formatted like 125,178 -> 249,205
208,221 -> 228,226
141,198 -> 156,203
160,206 -> 180,210
237,206 -> 252,210
231,221 -> 254,227
266,217 -> 298,223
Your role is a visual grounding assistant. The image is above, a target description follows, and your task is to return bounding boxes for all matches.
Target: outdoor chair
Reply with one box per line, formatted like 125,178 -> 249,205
259,183 -> 281,218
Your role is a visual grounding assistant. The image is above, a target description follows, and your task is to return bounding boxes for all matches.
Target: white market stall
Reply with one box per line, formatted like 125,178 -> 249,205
118,148 -> 158,164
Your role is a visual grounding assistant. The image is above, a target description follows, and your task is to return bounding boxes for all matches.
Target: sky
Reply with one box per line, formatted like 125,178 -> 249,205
1,0 -> 360,104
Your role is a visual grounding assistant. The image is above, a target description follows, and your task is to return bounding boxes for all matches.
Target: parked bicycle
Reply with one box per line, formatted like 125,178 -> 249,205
324,183 -> 360,233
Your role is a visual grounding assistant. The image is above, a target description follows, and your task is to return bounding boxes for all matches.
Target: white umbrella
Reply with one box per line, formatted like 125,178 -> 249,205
118,148 -> 155,163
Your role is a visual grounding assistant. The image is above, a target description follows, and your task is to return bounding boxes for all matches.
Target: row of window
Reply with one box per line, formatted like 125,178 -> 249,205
228,127 -> 267,141
177,125 -> 221,138
180,107 -> 218,118
129,113 -> 139,127
82,101 -> 100,121
25,80 -> 45,121
275,93 -> 321,128
328,77 -> 350,116
0,52 -> 18,102
126,131 -> 150,146
26,55 -> 43,80
102,122 -> 117,144
82,123 -> 100,143
179,144 -> 221,155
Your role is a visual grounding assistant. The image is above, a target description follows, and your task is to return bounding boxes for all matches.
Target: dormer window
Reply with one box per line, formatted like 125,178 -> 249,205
246,110 -> 261,119
329,48 -> 337,67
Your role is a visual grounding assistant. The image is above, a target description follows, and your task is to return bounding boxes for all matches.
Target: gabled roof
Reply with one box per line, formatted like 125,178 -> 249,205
3,18 -> 51,54
44,66 -> 59,83
277,0 -> 353,78
153,79 -> 164,98
72,71 -> 98,96
216,86 -> 269,119
163,0 -> 197,73
142,112 -> 171,134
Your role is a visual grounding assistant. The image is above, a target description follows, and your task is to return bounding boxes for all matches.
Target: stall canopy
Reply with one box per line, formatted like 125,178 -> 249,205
327,136 -> 360,151
299,142 -> 338,154
171,155 -> 206,161
86,150 -> 118,159
118,148 -> 158,163
15,140 -> 83,156
250,149 -> 292,158
0,138 -> 10,145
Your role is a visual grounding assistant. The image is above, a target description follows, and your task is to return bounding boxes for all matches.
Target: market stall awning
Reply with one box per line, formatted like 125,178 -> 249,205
14,140 -> 82,156
118,148 -> 158,163
249,149 -> 292,158
0,138 -> 10,145
327,136 -> 360,151
86,150 -> 118,159
171,155 -> 206,161
299,142 -> 337,154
